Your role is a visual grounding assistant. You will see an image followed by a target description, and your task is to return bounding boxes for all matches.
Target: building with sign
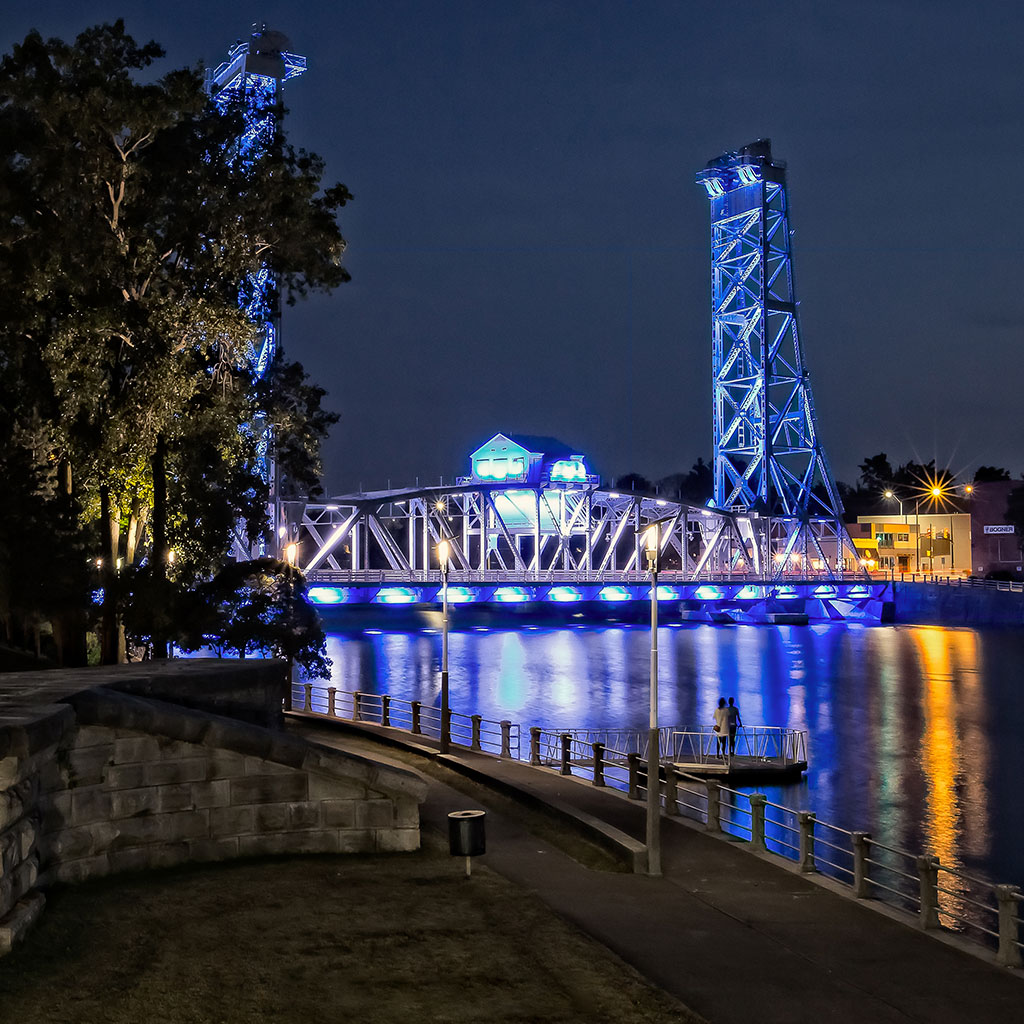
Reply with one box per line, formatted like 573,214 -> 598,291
851,480 -> 1021,577
966,481 -> 1022,578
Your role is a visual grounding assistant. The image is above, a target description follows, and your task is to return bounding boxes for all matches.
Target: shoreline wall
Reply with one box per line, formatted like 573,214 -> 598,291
0,662 -> 426,955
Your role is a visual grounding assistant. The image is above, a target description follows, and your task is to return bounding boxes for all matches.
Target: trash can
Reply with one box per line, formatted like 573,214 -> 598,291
448,809 -> 486,876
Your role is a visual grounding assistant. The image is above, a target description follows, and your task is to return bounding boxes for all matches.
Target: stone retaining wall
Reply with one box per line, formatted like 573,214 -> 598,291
0,665 -> 426,955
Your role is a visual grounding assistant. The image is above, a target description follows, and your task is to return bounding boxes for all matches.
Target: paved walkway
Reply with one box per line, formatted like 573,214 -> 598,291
291,715 -> 1023,1024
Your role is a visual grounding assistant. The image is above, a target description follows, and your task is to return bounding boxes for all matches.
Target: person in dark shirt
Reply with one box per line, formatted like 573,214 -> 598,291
726,697 -> 743,756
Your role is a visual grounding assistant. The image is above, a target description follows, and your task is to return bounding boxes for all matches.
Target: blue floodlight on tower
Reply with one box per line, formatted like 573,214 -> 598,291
207,26 -> 306,558
696,140 -> 859,578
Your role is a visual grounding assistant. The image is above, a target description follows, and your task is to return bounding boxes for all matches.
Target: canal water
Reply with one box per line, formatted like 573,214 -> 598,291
322,621 -> 1024,890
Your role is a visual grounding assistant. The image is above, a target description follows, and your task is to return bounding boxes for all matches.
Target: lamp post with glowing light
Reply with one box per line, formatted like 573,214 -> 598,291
438,540 -> 451,754
284,542 -> 297,710
644,525 -> 662,877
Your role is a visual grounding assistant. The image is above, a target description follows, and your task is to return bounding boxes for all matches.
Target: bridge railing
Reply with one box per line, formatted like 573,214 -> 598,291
306,569 -> 880,585
291,682 -> 520,760
533,726 -> 806,767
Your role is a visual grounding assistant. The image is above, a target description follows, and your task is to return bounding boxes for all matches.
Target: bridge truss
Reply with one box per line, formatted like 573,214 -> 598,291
298,485 -> 742,581
697,140 -> 860,578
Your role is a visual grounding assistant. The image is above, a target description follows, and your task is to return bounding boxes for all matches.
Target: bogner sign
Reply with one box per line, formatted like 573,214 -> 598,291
983,525 -> 1016,535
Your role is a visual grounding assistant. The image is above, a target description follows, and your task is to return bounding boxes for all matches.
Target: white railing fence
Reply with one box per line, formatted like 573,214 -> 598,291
291,681 -> 520,760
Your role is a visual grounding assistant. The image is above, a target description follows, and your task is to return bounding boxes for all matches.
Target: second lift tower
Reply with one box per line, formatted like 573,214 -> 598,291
696,139 -> 858,578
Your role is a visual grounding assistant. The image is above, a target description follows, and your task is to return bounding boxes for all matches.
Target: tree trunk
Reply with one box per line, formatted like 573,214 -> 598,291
99,484 -> 119,665
151,434 -> 168,659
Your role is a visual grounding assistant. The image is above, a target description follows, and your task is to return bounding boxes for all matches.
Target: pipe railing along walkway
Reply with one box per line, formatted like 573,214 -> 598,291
290,685 -> 1023,971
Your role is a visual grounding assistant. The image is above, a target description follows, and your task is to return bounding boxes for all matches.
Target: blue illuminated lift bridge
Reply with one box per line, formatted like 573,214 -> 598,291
207,26 -> 307,558
696,140 -> 859,578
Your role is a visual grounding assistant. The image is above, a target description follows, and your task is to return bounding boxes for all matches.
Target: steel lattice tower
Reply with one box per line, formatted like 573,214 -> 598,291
696,140 -> 857,577
207,26 -> 306,558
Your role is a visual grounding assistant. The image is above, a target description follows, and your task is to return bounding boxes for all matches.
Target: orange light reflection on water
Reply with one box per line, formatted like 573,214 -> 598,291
911,627 -> 986,925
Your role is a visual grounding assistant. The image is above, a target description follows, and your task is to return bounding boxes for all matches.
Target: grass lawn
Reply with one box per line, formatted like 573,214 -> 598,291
0,845 -> 696,1023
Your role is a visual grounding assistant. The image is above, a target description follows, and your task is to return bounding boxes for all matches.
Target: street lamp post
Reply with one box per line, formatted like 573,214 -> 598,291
644,525 -> 662,878
884,489 -> 906,577
284,542 -> 298,711
438,540 -> 451,754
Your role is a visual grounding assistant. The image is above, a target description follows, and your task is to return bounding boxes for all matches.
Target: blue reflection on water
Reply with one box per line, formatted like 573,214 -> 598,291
322,622 -> 1024,887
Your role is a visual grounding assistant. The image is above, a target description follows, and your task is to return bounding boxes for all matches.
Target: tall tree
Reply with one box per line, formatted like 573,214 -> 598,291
0,22 -> 350,661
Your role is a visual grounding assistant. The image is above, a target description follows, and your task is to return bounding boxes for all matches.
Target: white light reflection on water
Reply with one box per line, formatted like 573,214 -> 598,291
322,622 -> 1024,887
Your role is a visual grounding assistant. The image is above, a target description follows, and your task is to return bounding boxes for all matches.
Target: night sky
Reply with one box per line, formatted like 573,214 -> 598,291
7,2 -> 1023,495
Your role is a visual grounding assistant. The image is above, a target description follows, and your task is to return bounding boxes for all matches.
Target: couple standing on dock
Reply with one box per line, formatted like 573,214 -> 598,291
713,697 -> 742,758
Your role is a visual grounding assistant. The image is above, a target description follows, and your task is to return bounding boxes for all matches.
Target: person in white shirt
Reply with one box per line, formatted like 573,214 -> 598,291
713,697 -> 729,758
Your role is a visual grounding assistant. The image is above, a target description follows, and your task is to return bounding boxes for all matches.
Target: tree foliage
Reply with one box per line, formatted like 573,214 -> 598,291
0,22 -> 348,665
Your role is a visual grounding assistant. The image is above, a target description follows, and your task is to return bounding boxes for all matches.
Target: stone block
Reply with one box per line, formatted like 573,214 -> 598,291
204,751 -> 246,781
162,810 -> 210,842
69,787 -> 113,826
307,773 -> 365,801
142,759 -> 207,787
46,823 -> 114,862
67,747 -> 113,787
287,802 -> 321,830
237,830 -> 342,858
335,829 -> 376,854
52,852 -> 110,885
356,799 -> 394,830
104,763 -> 145,790
109,787 -> 158,820
210,805 -> 254,838
375,828 -> 420,853
191,780 -> 230,809
0,790 -> 25,833
74,725 -> 116,749
39,791 -> 72,834
0,891 -> 45,955
158,784 -> 194,813
155,738 -> 203,760
230,774 -> 306,806
243,756 -> 291,776
112,736 -> 160,765
0,757 -> 20,788
254,803 -> 289,832
320,799 -> 357,829
18,817 -> 36,860
106,846 -> 164,875
203,720 -> 273,762
108,815 -> 165,848
395,797 -> 420,830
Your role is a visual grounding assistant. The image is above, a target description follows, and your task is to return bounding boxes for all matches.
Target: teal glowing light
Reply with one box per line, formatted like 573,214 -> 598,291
548,586 -> 582,603
475,456 -> 526,480
847,585 -> 871,597
599,586 -> 631,602
694,585 -> 722,600
656,585 -> 680,600
308,587 -> 344,605
446,586 -> 475,604
813,585 -> 838,598
494,586 -> 530,603
550,459 -> 587,483
776,586 -> 799,598
375,587 -> 417,605
737,585 -> 763,599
